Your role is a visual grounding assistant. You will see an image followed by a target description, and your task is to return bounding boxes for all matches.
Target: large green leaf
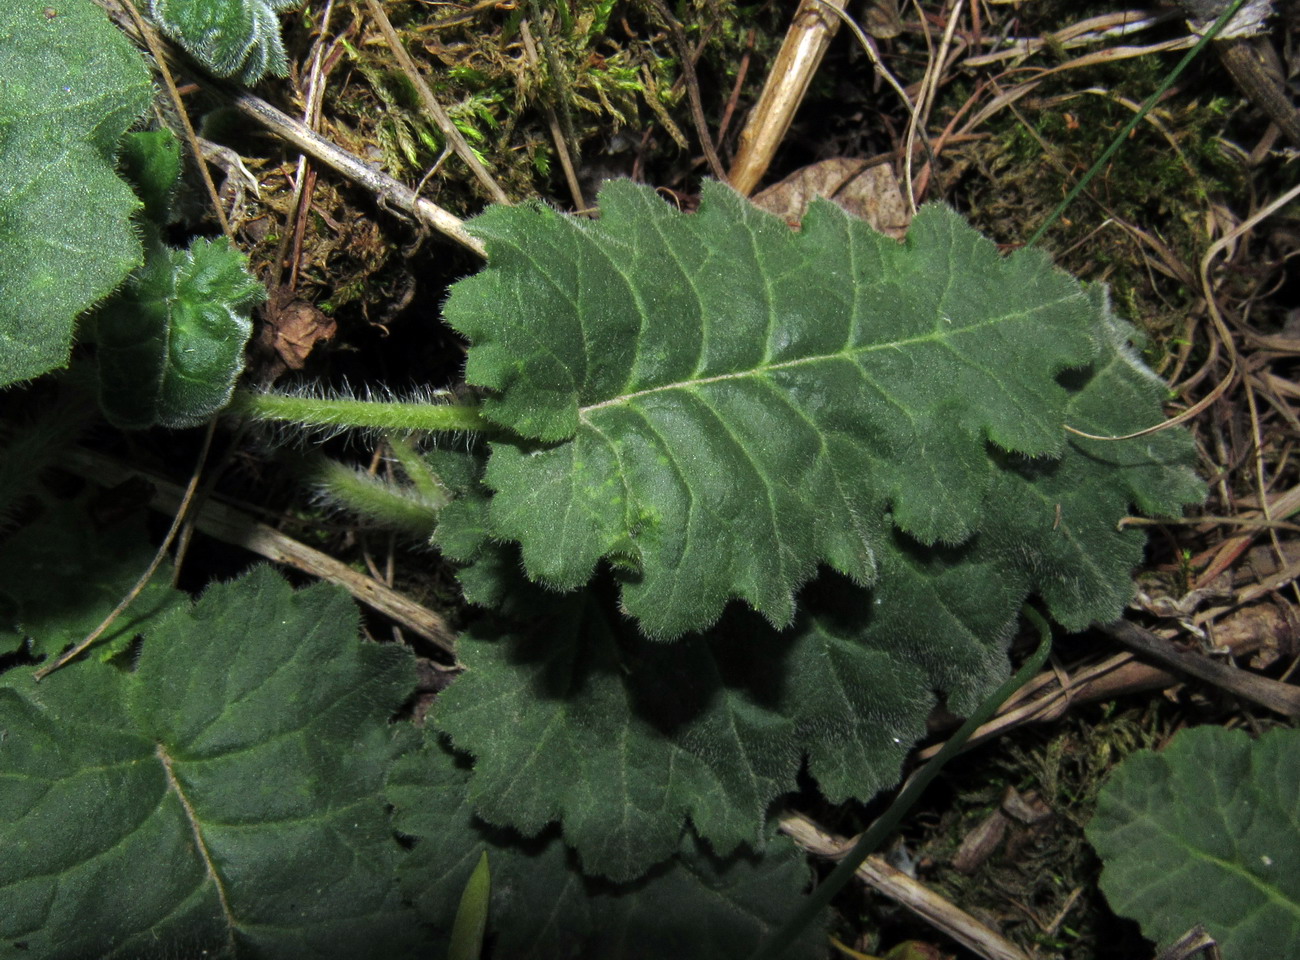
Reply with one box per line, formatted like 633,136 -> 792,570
388,734 -> 826,960
0,0 -> 152,387
444,180 -> 1199,638
1088,725 -> 1300,960
0,566 -> 422,959
432,297 -> 1202,881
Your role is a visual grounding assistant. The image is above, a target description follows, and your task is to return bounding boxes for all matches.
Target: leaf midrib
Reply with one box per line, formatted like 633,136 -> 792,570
577,308 -> 1052,419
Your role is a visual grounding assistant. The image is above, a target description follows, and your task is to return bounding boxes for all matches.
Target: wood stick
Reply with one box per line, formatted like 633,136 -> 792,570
64,449 -> 458,658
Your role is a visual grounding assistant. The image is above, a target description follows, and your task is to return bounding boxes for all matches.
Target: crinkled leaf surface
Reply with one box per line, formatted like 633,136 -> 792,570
0,0 -> 151,387
1088,726 -> 1300,960
0,566 -> 422,959
96,236 -> 264,429
435,552 -> 1015,882
0,498 -> 185,659
148,0 -> 297,85
388,733 -> 825,960
433,302 -> 1201,881
445,180 -> 1199,638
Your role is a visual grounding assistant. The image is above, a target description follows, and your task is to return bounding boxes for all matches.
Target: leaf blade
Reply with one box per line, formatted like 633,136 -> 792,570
446,182 -> 1112,636
1088,725 -> 1300,960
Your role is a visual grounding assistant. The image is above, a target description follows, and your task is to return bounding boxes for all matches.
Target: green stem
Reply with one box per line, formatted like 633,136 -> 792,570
229,388 -> 492,434
750,606 -> 1055,960
1026,0 -> 1246,247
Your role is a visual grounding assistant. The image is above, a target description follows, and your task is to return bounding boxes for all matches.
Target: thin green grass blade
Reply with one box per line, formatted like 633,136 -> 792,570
1026,0 -> 1247,247
447,851 -> 491,960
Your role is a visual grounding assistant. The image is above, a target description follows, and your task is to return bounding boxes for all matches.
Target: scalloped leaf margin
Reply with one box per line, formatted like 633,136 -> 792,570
441,180 -> 1202,638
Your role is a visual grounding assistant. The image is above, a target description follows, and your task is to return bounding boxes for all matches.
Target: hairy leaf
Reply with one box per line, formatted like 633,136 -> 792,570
433,298 -> 1201,880
1088,725 -> 1300,960
95,236 -> 265,429
148,0 -> 298,85
444,180 -> 1199,637
0,566 -> 422,959
0,0 -> 152,387
388,734 -> 826,960
119,128 -> 184,225
435,553 -> 1015,881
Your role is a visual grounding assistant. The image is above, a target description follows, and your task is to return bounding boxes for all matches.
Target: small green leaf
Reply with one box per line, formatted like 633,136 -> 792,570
1088,725 -> 1300,960
95,236 -> 265,429
148,0 -> 299,85
119,128 -> 183,224
0,0 -> 152,387
388,734 -> 826,960
0,566 -> 422,958
447,852 -> 489,960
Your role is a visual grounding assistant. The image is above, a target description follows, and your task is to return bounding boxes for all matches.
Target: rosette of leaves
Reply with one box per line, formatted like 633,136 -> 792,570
0,564 -> 423,959
1088,725 -> 1300,960
0,0 -> 152,388
248,183 -> 1201,884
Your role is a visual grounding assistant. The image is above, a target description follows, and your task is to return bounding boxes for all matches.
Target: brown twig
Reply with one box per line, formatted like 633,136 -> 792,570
35,422 -> 218,679
520,18 -> 586,211
1103,619 -> 1300,717
643,0 -> 726,181
62,448 -> 459,659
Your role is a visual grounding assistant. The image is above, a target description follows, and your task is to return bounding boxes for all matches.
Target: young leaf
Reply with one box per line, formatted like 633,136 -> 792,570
0,566 -> 423,959
388,734 -> 826,960
444,180 -> 1196,638
148,0 -> 298,85
119,128 -> 184,224
1088,725 -> 1300,960
0,0 -> 152,387
95,236 -> 265,429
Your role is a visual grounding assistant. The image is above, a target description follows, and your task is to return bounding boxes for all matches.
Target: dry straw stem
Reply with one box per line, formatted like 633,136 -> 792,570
225,87 -> 486,257
62,448 -> 459,659
728,0 -> 849,196
779,811 -> 1031,960
916,603 -> 1291,761
362,0 -> 510,205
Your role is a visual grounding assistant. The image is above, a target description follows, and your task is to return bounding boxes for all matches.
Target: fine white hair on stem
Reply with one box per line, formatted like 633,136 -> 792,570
237,379 -> 484,449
